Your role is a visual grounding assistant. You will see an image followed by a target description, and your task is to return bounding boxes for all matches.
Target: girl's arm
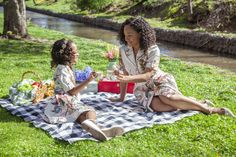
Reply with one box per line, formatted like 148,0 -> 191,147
67,72 -> 97,96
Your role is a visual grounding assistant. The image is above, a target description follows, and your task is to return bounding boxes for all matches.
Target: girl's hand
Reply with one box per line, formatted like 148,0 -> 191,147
88,72 -> 97,82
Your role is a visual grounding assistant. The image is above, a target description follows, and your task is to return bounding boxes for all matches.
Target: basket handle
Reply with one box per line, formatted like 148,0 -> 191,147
21,71 -> 42,82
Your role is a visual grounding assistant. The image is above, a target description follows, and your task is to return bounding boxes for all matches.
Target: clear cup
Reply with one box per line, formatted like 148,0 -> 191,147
96,71 -> 103,81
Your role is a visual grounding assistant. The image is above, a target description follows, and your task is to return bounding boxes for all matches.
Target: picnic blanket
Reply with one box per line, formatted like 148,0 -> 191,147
0,92 -> 199,143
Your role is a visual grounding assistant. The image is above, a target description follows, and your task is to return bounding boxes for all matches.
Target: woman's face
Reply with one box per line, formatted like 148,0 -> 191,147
124,25 -> 140,48
71,43 -> 79,64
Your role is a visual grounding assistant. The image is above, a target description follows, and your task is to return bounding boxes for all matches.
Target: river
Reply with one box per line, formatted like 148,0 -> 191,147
1,7 -> 236,72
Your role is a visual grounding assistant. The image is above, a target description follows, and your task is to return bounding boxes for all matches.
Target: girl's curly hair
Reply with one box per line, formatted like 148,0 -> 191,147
118,17 -> 156,52
51,38 -> 75,68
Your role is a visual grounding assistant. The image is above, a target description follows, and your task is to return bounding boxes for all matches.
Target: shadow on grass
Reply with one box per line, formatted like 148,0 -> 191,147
96,15 -> 114,19
0,97 -> 79,144
167,17 -> 197,29
0,105 -> 70,145
0,95 -> 24,123
0,95 -> 36,123
0,107 -> 25,123
0,39 -> 49,55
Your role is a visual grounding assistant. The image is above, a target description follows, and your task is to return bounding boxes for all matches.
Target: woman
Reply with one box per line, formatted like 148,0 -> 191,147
44,38 -> 124,141
111,17 -> 235,117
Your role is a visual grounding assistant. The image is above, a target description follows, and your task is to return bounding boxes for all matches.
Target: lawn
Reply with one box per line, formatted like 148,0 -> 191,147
0,13 -> 236,156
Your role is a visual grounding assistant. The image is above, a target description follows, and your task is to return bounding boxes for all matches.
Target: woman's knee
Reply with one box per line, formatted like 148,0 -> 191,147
150,102 -> 157,111
150,97 -> 161,111
159,94 -> 181,103
150,96 -> 176,112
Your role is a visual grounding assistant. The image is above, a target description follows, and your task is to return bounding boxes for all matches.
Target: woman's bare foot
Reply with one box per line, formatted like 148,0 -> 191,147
208,107 -> 235,117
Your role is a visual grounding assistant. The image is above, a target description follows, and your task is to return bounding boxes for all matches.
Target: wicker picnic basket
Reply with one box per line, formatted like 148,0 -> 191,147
21,71 -> 54,104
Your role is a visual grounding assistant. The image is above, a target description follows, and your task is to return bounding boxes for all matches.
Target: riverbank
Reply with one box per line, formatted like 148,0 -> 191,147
25,6 -> 236,56
1,2 -> 236,56
0,11 -> 236,156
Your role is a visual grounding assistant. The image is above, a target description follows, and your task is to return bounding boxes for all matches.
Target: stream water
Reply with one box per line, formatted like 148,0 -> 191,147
1,7 -> 236,72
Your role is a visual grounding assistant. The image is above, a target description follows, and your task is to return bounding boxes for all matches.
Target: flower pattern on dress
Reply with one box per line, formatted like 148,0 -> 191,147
138,58 -> 147,71
43,65 -> 94,124
125,49 -> 132,57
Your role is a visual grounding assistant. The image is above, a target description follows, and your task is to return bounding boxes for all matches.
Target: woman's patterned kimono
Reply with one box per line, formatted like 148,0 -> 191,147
119,45 -> 182,111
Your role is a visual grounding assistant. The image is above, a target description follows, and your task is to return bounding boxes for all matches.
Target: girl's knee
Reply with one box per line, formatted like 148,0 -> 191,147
87,110 -> 96,116
76,110 -> 96,124
85,110 -> 96,120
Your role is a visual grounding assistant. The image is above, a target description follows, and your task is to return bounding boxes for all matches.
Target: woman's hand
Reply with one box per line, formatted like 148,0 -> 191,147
116,69 -> 155,83
116,73 -> 132,83
113,69 -> 120,76
109,97 -> 124,102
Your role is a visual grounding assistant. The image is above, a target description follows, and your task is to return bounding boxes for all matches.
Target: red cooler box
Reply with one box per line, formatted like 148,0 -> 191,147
98,80 -> 135,94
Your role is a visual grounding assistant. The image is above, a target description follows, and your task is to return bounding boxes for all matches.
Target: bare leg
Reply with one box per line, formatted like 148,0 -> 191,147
76,110 -> 96,124
159,94 -> 211,114
77,111 -> 124,140
150,94 -> 234,117
150,96 -> 177,112
76,111 -> 107,141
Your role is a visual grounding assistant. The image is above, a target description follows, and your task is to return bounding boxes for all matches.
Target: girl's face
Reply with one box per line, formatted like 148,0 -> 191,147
124,25 -> 140,48
71,43 -> 79,64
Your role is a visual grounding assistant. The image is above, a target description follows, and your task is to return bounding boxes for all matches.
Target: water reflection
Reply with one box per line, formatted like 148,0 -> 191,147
28,10 -> 119,45
159,42 -> 236,71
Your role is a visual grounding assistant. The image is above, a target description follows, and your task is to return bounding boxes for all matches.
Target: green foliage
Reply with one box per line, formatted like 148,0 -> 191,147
143,0 -> 171,6
76,0 -> 114,12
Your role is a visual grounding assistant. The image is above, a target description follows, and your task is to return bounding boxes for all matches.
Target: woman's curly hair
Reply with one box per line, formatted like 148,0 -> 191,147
51,38 -> 75,68
118,17 -> 156,52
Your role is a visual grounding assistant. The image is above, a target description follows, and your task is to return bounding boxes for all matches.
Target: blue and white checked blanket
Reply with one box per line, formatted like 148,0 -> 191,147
0,92 -> 199,143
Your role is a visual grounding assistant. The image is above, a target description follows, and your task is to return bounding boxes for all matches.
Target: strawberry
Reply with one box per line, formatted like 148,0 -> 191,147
32,82 -> 41,88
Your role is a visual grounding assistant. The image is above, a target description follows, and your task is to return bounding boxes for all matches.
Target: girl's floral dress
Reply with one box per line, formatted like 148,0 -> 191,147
43,64 -> 94,124
119,45 -> 182,111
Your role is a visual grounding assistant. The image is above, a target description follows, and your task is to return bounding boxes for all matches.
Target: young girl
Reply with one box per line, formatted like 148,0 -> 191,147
43,38 -> 124,141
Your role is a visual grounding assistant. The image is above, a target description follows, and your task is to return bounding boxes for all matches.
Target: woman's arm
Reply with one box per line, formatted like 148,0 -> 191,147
110,48 -> 128,102
119,81 -> 127,101
117,45 -> 160,83
109,81 -> 127,102
116,68 -> 154,83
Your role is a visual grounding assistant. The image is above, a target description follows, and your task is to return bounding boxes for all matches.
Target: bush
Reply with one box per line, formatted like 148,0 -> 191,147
76,0 -> 114,12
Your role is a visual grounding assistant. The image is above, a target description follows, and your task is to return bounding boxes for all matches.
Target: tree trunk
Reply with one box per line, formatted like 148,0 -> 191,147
187,0 -> 193,22
3,0 -> 28,38
32,0 -> 38,5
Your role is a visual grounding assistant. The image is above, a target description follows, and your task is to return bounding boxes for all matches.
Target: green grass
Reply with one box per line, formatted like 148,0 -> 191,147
1,13 -> 236,156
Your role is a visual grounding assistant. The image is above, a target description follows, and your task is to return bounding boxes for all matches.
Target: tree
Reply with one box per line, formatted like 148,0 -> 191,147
3,0 -> 28,38
187,0 -> 193,22
32,0 -> 38,5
